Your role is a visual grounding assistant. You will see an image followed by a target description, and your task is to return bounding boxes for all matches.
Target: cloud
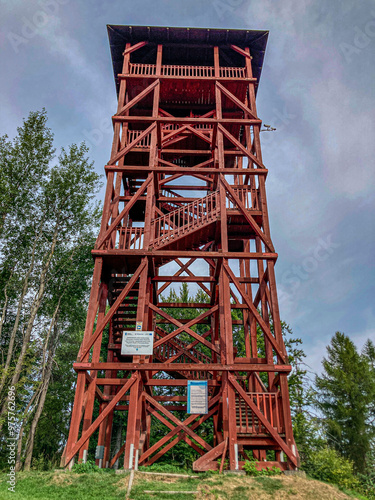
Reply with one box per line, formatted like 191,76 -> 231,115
310,76 -> 375,197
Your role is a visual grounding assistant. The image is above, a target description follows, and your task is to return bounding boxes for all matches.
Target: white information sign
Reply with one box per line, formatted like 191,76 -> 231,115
121,330 -> 154,355
187,380 -> 208,414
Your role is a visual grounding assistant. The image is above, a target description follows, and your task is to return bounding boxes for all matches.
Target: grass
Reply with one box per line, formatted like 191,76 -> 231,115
0,471 -> 127,500
254,476 -> 285,494
0,469 -> 369,500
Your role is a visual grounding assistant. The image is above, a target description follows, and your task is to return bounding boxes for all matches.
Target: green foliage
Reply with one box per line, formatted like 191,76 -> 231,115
356,470 -> 375,500
30,454 -> 58,472
71,459 -> 110,474
138,463 -> 189,473
304,447 -> 360,490
243,457 -> 282,477
315,332 -> 375,473
0,109 -> 101,469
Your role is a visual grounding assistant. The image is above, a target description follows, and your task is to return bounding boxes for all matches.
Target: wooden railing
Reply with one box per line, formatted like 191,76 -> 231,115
117,226 -> 144,250
226,187 -> 259,210
128,63 -> 246,79
220,66 -> 246,78
128,63 -> 156,76
236,392 -> 283,434
151,191 -> 219,248
127,130 -> 151,148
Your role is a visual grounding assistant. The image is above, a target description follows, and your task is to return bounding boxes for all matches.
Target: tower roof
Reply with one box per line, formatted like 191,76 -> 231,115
107,25 -> 268,94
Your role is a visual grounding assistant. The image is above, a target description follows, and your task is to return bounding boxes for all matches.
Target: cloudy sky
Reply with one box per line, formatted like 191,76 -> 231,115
1,0 -> 374,374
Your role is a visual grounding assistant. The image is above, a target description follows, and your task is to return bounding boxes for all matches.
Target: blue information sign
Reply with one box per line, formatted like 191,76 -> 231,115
187,380 -> 208,414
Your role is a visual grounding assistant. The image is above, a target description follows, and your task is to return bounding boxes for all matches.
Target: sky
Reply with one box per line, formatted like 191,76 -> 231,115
1,0 -> 374,375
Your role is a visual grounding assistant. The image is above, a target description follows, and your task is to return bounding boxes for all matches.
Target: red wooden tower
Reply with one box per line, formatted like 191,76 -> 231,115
64,25 -> 299,472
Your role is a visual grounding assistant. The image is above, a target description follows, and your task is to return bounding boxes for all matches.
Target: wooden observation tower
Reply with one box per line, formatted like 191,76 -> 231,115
64,25 -> 299,472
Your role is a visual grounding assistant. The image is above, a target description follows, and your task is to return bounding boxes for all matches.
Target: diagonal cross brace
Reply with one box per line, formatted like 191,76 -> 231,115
65,373 -> 138,466
223,263 -> 286,363
145,393 -> 211,451
79,260 -> 147,361
220,176 -> 274,252
216,81 -> 258,120
96,175 -> 152,249
228,373 -> 297,467
108,123 -> 156,166
116,79 -> 160,116
139,390 -> 222,464
145,406 -> 218,466
150,303 -> 219,354
218,123 -> 264,169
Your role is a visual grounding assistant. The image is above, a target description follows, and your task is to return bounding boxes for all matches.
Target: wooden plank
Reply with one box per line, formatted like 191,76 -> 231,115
112,116 -> 261,125
118,73 -> 257,83
230,44 -> 252,58
123,41 -> 148,56
74,362 -> 291,372
91,249 -> 278,260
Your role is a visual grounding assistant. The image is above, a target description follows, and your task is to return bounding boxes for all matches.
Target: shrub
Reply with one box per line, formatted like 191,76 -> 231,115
243,457 -> 282,477
357,470 -> 375,500
304,447 -> 360,490
72,459 -> 101,473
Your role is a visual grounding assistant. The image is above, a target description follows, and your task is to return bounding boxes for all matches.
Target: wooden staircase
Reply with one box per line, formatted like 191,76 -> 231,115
151,190 -> 219,251
236,391 -> 283,435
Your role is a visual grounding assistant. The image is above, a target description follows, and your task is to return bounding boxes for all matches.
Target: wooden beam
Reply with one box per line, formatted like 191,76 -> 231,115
223,263 -> 286,363
95,176 -> 151,249
123,41 -> 148,56
65,374 -> 137,465
74,362 -> 292,372
79,260 -> 146,361
116,79 -> 159,116
230,44 -> 252,59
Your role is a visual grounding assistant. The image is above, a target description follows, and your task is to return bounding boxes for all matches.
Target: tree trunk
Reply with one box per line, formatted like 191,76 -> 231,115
0,224 -> 59,430
23,309 -> 60,471
0,268 -> 13,344
0,234 -> 39,396
15,385 -> 42,472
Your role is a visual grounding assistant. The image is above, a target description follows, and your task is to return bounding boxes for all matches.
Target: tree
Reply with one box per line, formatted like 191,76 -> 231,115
315,332 -> 375,473
0,110 -> 101,470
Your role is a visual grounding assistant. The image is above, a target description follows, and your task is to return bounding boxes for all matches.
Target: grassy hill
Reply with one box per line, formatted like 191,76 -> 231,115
0,469 -> 369,500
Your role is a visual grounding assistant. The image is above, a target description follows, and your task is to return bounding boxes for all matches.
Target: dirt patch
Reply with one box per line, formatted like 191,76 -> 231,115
51,471 -> 74,486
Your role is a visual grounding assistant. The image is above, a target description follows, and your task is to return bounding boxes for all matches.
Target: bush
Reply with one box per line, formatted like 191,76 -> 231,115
357,470 -> 375,500
31,454 -> 57,471
304,447 -> 360,490
243,457 -> 282,477
72,459 -> 103,473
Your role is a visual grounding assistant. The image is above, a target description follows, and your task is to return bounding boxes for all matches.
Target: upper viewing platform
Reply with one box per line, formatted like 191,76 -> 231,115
107,25 -> 268,94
